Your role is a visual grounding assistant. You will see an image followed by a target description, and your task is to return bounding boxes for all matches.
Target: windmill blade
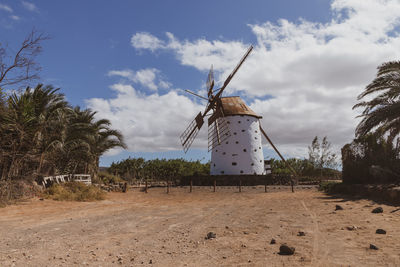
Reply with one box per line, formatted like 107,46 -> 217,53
206,65 -> 214,98
208,117 -> 231,151
180,112 -> 204,153
259,125 -> 298,176
215,45 -> 253,98
184,89 -> 208,100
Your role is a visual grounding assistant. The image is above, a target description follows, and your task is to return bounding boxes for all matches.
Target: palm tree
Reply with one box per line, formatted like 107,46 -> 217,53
353,61 -> 400,142
0,84 -> 68,179
87,114 -> 126,180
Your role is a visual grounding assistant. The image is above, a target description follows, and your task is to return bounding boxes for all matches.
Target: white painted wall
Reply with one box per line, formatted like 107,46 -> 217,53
210,115 -> 265,175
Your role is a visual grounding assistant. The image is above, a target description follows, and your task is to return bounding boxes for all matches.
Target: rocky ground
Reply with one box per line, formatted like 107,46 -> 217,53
0,186 -> 399,266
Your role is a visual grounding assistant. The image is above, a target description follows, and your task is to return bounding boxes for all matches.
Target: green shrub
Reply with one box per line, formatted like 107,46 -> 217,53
97,171 -> 124,184
44,181 -> 105,201
319,181 -> 342,193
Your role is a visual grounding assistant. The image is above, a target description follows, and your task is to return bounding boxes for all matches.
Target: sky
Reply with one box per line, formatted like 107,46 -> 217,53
1,0 -> 400,166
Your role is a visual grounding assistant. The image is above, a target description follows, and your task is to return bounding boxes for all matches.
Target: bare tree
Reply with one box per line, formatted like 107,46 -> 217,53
0,30 -> 49,88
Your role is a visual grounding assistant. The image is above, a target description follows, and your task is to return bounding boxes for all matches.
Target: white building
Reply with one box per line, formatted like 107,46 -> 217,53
210,97 -> 265,175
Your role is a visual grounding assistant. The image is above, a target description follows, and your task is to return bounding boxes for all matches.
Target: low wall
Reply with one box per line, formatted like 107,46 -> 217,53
179,174 -> 294,186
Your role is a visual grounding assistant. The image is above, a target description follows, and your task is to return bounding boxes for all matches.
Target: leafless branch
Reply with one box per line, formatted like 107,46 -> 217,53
0,30 -> 49,88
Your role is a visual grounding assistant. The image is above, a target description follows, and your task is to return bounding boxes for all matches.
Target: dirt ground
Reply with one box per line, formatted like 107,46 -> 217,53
0,186 -> 399,266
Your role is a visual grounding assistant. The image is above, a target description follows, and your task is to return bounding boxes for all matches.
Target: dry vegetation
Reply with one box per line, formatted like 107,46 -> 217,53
43,181 -> 105,201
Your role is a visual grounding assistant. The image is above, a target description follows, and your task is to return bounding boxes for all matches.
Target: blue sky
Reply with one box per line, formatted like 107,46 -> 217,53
1,0 -> 400,166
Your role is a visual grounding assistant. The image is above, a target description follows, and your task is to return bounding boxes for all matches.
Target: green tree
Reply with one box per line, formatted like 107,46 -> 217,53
353,61 -> 400,142
308,136 -> 338,173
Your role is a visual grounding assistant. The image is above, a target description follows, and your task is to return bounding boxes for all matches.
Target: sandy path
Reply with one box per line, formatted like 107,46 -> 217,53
0,186 -> 399,266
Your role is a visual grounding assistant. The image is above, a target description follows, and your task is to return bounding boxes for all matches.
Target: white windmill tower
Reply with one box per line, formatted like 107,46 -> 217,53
180,45 -> 296,176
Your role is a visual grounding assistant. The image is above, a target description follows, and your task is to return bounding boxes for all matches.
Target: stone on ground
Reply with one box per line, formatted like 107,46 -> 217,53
372,207 -> 383,213
279,244 -> 295,255
376,229 -> 386,234
205,232 -> 216,239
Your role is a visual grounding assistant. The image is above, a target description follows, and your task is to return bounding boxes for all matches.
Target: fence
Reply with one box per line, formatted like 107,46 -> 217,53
41,174 -> 91,187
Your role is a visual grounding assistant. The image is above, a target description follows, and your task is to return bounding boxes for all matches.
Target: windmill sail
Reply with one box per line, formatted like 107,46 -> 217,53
206,65 -> 214,98
208,117 -> 231,151
180,112 -> 204,153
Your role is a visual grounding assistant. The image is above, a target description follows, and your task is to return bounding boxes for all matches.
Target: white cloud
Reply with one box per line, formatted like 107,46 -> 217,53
130,32 -> 165,52
21,1 -> 38,12
108,68 -> 169,91
86,85 -> 204,152
10,15 -> 20,21
0,4 -> 13,13
93,0 -> 400,158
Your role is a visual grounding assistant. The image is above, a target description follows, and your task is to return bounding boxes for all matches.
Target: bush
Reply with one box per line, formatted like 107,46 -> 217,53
319,181 -> 342,193
44,181 -> 105,201
97,171 -> 124,184
342,134 -> 400,184
0,180 -> 41,207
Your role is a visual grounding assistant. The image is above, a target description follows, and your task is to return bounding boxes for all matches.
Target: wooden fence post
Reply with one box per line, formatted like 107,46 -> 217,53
213,180 -> 216,192
167,180 -> 170,194
239,179 -> 242,193
190,180 -> 193,193
265,183 -> 267,193
291,177 -> 294,193
145,180 -> 148,193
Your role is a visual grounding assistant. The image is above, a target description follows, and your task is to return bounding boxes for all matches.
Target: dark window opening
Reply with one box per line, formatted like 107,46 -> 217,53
251,163 -> 254,166
213,164 -> 216,167
233,132 -> 237,135
225,141 -> 229,144
243,149 -> 247,152
242,130 -> 245,132
240,170 -> 244,174
232,162 -> 237,166
238,121 -> 241,124
235,141 -> 239,144
255,137 -> 258,140
221,171 -> 224,174
254,149 -> 257,152
222,152 -> 226,155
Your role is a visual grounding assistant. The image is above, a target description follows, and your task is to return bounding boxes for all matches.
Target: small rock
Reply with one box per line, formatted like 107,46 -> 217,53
297,231 -> 305,236
39,198 -> 44,201
270,238 -> 276,244
346,226 -> 357,231
335,205 -> 343,210
369,244 -> 379,250
279,244 -> 295,255
205,232 -> 216,239
376,229 -> 386,234
149,259 -> 152,264
225,226 -> 229,229
390,208 -> 400,213
372,207 -> 383,213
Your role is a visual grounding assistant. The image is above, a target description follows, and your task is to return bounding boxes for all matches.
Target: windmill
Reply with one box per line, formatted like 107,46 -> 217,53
180,45 -> 296,176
